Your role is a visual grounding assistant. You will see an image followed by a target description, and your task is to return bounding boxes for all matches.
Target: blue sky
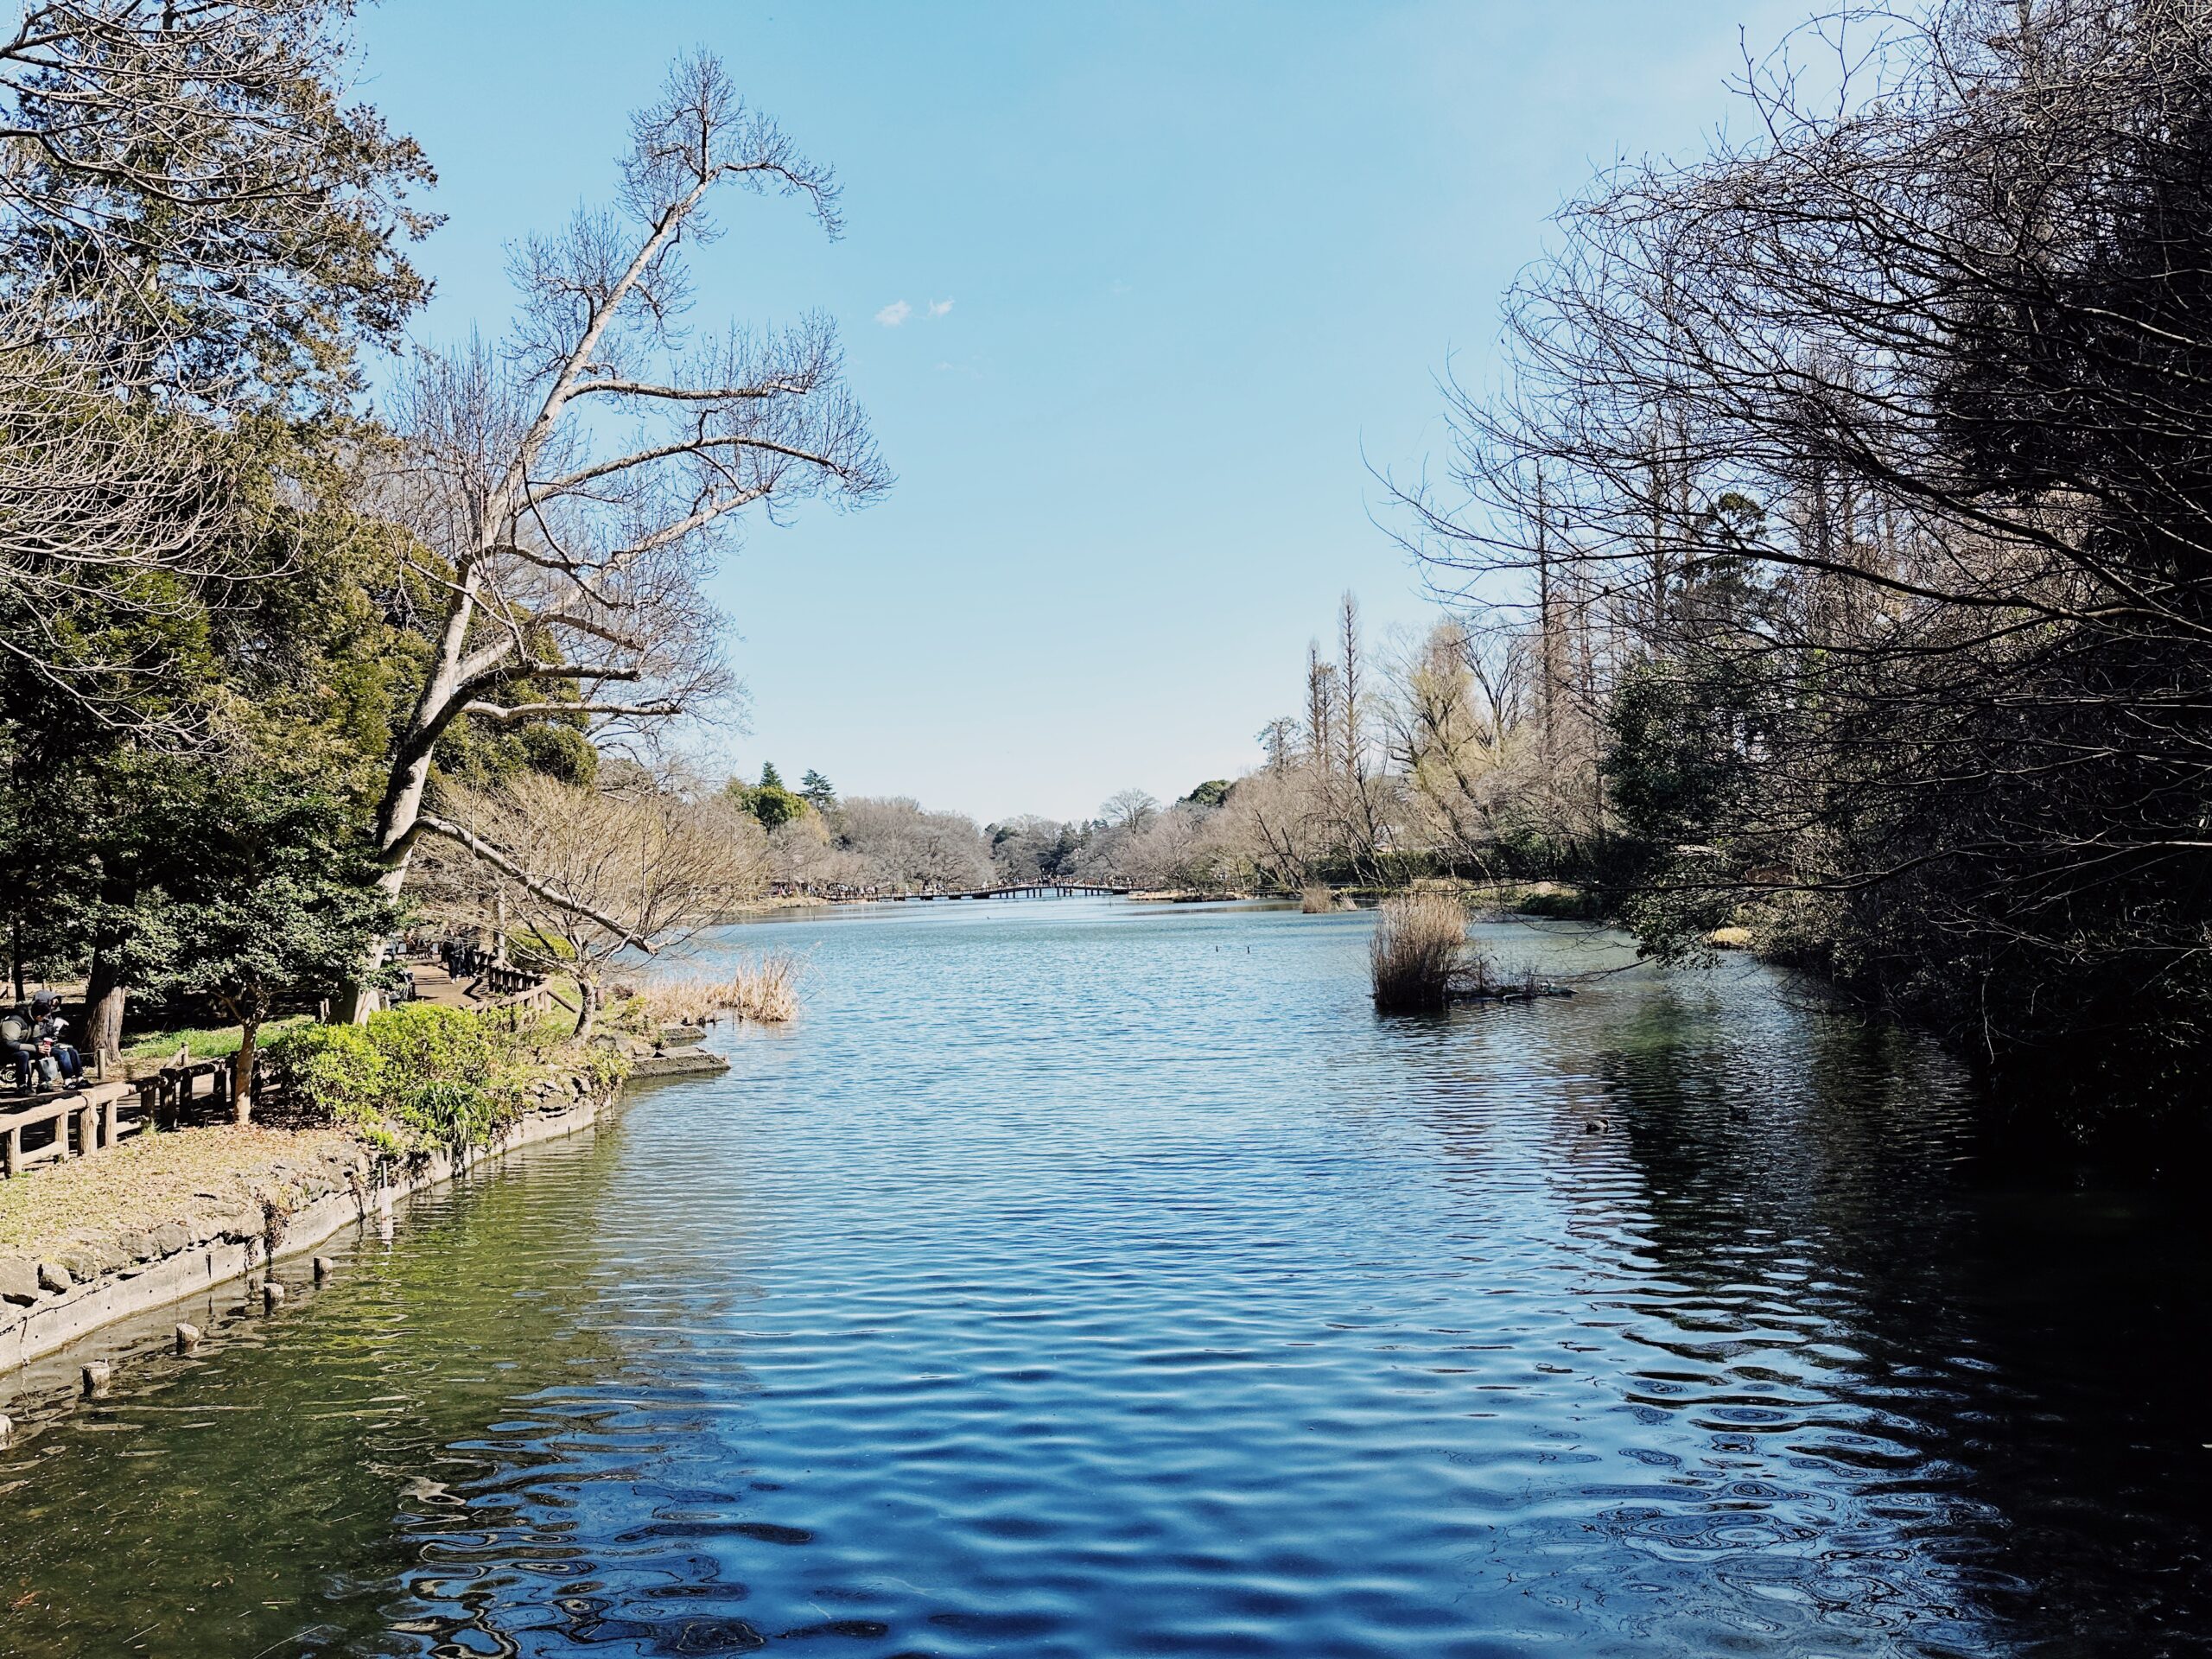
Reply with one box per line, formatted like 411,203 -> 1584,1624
355,0 -> 1804,823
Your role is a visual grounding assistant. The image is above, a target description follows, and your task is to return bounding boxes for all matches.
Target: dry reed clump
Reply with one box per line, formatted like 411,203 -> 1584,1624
640,956 -> 800,1027
1300,886 -> 1337,914
1370,892 -> 1476,1012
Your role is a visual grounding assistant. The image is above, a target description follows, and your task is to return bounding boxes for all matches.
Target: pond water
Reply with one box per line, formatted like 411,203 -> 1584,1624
1,899 -> 2208,1657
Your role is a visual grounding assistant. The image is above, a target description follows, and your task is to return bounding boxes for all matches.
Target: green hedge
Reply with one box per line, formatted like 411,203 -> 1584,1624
264,1003 -> 586,1160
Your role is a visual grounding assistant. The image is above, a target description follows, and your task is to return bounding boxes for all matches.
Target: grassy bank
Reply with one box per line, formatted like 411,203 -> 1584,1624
1289,879 -> 1595,919
0,1001 -> 639,1353
8,969 -> 799,1271
0,1125 -> 364,1264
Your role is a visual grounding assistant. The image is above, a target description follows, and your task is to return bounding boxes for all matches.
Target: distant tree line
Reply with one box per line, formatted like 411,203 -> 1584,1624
746,584 -> 1581,900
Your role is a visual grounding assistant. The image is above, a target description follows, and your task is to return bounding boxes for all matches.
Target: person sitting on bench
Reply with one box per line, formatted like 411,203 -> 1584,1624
30,993 -> 81,1088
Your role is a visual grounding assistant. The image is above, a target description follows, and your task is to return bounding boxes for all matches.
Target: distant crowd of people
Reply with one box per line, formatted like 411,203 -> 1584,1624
3,991 -> 84,1094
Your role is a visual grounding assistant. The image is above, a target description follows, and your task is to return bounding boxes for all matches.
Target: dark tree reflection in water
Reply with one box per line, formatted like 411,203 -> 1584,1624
0,902 -> 2204,1657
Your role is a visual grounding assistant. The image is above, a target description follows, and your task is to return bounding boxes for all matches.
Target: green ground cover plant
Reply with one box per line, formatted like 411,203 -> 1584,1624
264,1004 -> 626,1161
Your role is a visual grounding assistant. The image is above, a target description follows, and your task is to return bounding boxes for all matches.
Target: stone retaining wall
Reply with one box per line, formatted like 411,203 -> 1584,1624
0,1022 -> 732,1382
0,1092 -> 609,1373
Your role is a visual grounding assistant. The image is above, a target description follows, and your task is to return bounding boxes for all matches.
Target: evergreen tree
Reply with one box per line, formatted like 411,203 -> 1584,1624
149,767 -> 399,1116
725,772 -> 808,830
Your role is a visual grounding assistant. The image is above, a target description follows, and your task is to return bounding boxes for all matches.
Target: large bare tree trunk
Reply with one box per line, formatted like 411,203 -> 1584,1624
83,948 -> 127,1070
334,857 -> 414,1023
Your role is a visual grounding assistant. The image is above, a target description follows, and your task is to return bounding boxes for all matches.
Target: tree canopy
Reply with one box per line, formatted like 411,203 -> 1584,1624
1408,0 -> 2212,1128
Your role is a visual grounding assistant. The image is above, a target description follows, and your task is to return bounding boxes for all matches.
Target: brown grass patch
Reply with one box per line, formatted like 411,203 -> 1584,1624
0,1124 -> 361,1256
639,955 -> 801,1027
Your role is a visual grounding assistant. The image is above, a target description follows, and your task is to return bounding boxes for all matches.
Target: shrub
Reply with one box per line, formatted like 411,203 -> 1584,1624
265,1004 -> 531,1160
401,1079 -> 506,1161
1512,884 -> 1593,920
575,1043 -> 631,1095
361,1001 -> 505,1084
510,928 -> 577,963
262,1021 -> 388,1118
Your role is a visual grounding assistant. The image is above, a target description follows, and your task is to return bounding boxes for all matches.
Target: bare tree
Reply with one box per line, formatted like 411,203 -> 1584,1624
1328,592 -> 1396,875
1303,641 -> 1338,775
1402,0 -> 2212,1106
1084,799 -> 1243,892
435,772 -> 766,1036
1337,592 -> 1367,780
1235,764 -> 1332,891
351,54 -> 887,1014
1101,788 -> 1160,832
0,338 -> 234,716
834,797 -> 995,892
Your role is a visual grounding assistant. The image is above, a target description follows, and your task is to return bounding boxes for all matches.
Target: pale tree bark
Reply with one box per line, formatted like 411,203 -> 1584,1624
341,54 -> 886,1018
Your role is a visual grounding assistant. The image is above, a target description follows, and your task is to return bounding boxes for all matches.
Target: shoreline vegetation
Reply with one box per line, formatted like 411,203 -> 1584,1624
1369,891 -> 1579,1014
0,965 -> 796,1382
730,877 -> 1594,918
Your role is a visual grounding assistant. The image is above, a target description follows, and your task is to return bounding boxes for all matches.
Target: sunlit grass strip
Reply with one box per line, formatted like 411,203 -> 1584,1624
640,957 -> 801,1027
122,1015 -> 315,1064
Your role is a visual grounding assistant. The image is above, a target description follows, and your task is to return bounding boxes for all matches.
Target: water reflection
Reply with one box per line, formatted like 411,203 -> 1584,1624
0,902 -> 2204,1656
0,1129 -> 632,1658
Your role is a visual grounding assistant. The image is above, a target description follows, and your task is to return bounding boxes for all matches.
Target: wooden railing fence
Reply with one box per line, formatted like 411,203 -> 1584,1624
3,942 -> 562,1180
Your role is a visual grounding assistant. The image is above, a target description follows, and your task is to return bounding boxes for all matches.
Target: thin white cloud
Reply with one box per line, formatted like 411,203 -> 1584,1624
928,297 -> 955,318
874,299 -> 912,327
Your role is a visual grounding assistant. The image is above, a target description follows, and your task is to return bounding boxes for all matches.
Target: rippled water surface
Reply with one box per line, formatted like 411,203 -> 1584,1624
3,900 -> 2209,1657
